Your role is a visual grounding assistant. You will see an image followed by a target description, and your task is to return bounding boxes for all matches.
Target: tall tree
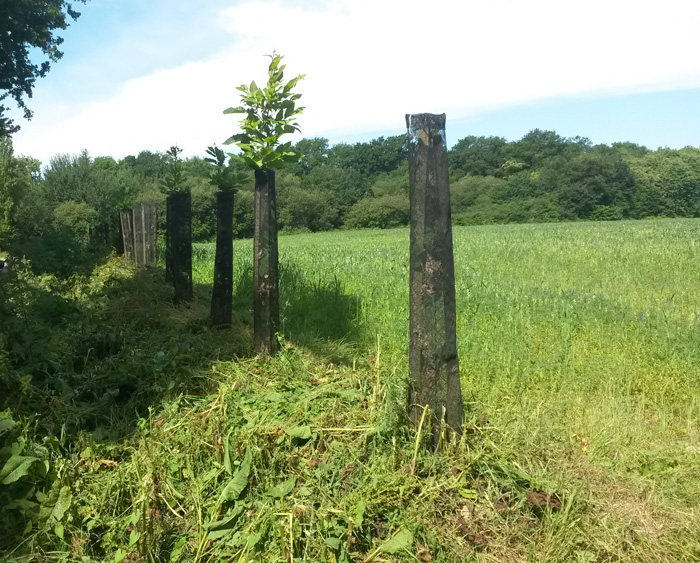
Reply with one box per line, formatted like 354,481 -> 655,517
224,52 -> 304,356
0,0 -> 86,136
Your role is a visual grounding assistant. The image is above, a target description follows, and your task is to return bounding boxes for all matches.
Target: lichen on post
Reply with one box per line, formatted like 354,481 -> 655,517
406,112 -> 464,446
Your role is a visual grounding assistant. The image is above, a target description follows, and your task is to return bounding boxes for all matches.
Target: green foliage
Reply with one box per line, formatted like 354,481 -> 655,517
279,185 -> 336,232
0,0 -> 86,135
159,145 -> 188,194
224,53 -> 305,170
204,146 -> 248,193
52,200 -> 99,243
0,137 -> 37,247
344,195 -> 409,229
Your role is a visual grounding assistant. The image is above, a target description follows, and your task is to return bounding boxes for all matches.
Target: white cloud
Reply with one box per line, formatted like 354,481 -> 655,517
12,0 -> 700,162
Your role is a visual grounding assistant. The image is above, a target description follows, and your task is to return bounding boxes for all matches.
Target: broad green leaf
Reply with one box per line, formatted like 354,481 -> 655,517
52,486 -> 72,521
219,446 -> 252,503
206,509 -> 242,540
378,528 -> 413,554
285,425 -> 312,440
170,536 -> 187,562
354,499 -> 365,528
223,431 -> 234,475
0,455 -> 42,484
54,522 -> 64,540
265,476 -> 296,498
0,418 -> 16,436
324,537 -> 341,550
39,483 -> 72,523
246,532 -> 262,548
129,530 -> 140,546
114,548 -> 127,563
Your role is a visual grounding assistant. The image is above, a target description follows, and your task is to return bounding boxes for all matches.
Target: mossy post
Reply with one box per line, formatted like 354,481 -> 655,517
253,168 -> 279,355
170,192 -> 193,303
406,113 -> 464,446
211,190 -> 234,327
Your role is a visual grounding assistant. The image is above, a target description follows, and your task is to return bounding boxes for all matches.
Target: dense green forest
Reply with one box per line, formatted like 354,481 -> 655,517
2,130 -> 700,273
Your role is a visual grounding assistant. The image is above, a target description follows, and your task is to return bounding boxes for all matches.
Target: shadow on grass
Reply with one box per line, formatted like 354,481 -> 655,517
232,259 -> 364,364
1,255 -> 364,444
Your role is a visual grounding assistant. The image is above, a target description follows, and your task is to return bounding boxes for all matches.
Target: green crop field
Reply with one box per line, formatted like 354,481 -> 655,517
2,219 -> 699,561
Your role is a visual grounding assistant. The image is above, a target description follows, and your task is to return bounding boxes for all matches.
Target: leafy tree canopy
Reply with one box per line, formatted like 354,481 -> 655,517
223,52 -> 304,170
0,0 -> 86,136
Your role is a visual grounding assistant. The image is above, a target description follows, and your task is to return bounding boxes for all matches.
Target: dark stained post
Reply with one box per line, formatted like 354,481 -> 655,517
170,192 -> 193,303
253,168 -> 279,356
211,191 -> 234,327
165,196 -> 174,283
406,113 -> 464,446
119,209 -> 134,264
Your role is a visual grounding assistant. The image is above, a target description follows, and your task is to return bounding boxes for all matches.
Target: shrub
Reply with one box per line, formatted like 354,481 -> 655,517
344,195 -> 409,229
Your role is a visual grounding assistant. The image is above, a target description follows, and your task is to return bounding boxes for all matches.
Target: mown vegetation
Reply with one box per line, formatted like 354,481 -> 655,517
1,220 -> 698,561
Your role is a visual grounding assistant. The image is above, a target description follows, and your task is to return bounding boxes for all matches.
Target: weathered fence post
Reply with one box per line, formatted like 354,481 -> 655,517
253,169 -> 279,356
211,191 -> 234,327
132,202 -> 157,267
165,196 -> 174,283
119,209 -> 135,264
169,192 -> 193,303
406,113 -> 464,446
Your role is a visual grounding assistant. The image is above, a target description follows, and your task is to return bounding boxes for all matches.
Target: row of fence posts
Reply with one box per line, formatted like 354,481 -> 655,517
119,202 -> 157,267
118,113 -> 464,447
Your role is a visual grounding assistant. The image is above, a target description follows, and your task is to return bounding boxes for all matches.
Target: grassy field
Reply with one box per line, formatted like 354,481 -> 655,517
1,219 -> 699,561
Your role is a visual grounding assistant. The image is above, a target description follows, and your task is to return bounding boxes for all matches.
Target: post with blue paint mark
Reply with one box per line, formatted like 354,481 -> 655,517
406,113 -> 464,447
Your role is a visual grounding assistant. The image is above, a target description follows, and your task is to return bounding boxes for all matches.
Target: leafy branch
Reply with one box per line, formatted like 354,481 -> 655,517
223,52 -> 305,170
204,146 -> 248,193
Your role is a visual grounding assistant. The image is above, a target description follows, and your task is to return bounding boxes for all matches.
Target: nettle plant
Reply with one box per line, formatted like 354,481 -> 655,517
223,52 -> 305,169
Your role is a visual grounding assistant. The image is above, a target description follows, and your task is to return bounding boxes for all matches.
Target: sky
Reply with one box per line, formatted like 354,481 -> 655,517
7,0 -> 700,164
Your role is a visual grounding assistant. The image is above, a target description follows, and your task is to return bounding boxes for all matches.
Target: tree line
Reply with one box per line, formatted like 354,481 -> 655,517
1,129 -> 700,273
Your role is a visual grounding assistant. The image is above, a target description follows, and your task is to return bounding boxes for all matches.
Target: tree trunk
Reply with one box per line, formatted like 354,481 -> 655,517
170,192 -> 193,303
211,191 -> 234,327
406,113 -> 464,446
253,169 -> 279,356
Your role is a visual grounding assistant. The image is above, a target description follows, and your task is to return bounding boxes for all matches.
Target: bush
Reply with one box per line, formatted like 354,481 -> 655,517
344,195 -> 409,229
52,201 -> 99,244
